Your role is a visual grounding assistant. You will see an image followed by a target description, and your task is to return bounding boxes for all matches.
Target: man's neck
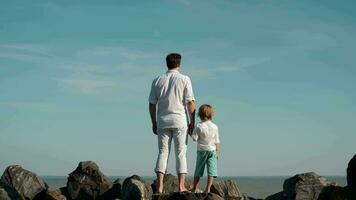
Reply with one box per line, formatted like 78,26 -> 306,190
168,67 -> 180,72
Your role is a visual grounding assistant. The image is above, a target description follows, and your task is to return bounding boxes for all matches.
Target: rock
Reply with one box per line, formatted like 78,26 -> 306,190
210,180 -> 243,198
97,178 -> 122,200
151,174 -> 192,193
347,154 -> 356,186
66,161 -> 113,200
33,188 -> 67,200
317,185 -> 356,200
0,181 -> 24,200
265,191 -> 284,200
1,165 -> 48,200
283,172 -> 335,200
122,175 -> 152,200
266,172 -> 335,200
152,192 -> 224,200
317,155 -> 356,200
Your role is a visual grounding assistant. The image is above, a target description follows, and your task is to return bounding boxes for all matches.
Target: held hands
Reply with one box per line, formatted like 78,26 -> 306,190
152,123 -> 157,135
188,122 -> 195,135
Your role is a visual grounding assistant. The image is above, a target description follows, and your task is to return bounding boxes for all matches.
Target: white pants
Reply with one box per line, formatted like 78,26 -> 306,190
155,127 -> 188,174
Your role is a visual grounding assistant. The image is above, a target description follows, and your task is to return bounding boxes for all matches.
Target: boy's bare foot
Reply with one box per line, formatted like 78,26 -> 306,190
178,187 -> 189,192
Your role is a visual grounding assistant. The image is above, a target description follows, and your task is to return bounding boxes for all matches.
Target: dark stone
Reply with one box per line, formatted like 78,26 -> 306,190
210,180 -> 242,198
66,161 -> 113,200
1,165 -> 48,200
347,154 -> 356,186
152,192 -> 224,200
151,174 -> 192,193
122,175 -> 152,200
317,185 -> 356,200
0,181 -> 24,200
265,191 -> 284,200
97,178 -> 121,200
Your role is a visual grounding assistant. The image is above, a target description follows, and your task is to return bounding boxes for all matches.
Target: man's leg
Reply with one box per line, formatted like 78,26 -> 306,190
155,129 -> 173,193
156,171 -> 164,193
173,127 -> 188,192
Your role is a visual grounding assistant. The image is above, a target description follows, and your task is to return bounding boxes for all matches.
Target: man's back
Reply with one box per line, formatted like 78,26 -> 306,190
149,69 -> 194,129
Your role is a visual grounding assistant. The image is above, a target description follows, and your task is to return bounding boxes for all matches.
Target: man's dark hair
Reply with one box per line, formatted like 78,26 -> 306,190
166,53 -> 181,69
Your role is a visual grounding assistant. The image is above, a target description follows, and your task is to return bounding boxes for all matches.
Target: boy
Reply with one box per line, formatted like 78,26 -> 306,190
190,104 -> 220,193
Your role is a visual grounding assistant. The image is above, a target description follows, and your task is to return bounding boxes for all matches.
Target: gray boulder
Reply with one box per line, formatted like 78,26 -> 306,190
283,172 -> 335,200
151,174 -> 191,193
152,192 -> 224,200
66,161 -> 113,200
266,172 -> 335,200
0,181 -> 24,200
122,175 -> 152,200
1,165 -> 48,200
211,180 -> 243,199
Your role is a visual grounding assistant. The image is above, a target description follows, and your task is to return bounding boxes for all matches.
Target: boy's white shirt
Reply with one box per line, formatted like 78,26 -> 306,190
191,120 -> 220,151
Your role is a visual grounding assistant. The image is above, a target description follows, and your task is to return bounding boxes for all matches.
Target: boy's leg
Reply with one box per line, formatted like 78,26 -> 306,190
192,176 -> 201,192
192,151 -> 207,192
173,127 -> 188,192
204,176 -> 214,193
205,151 -> 218,193
155,129 -> 173,193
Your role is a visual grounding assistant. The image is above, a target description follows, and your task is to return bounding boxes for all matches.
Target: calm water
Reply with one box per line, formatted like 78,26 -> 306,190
43,176 -> 346,199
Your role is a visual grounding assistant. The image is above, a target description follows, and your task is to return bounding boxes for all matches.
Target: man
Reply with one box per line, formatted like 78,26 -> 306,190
148,53 -> 196,193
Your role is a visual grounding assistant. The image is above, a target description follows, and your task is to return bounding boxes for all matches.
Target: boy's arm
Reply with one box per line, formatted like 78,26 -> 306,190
149,103 -> 157,135
215,126 -> 220,158
215,143 -> 220,159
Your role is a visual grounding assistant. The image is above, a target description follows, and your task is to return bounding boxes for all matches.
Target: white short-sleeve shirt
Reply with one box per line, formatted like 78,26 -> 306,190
191,120 -> 220,151
148,69 -> 195,129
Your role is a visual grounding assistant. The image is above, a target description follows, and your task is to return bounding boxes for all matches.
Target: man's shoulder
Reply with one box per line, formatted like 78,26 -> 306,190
174,72 -> 191,83
152,74 -> 165,83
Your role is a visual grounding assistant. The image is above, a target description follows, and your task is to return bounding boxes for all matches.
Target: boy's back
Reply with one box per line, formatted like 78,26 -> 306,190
192,120 -> 220,151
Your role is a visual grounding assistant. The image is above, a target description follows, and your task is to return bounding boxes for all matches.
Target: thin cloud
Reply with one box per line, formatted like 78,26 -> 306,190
56,78 -> 118,95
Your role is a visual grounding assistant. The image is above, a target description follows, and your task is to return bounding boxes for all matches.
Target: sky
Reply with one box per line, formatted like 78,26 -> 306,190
0,0 -> 355,177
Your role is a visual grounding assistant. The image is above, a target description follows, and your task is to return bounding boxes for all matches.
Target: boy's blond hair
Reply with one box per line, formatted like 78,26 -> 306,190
198,104 -> 214,120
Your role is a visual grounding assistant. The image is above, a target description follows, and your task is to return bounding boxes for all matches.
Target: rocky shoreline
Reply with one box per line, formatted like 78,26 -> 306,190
0,155 -> 355,200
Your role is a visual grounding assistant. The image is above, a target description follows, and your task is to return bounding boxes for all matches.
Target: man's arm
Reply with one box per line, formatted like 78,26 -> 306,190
187,100 -> 196,134
149,103 -> 157,135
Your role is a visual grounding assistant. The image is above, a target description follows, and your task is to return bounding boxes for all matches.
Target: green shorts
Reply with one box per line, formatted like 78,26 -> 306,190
194,150 -> 218,177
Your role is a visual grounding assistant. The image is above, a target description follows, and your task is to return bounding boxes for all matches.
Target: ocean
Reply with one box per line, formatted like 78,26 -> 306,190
42,176 -> 346,199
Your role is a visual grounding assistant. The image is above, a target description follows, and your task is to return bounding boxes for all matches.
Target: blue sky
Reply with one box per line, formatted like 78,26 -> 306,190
0,0 -> 355,176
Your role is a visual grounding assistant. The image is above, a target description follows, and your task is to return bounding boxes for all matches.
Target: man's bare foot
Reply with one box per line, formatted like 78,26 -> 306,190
190,187 -> 199,193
